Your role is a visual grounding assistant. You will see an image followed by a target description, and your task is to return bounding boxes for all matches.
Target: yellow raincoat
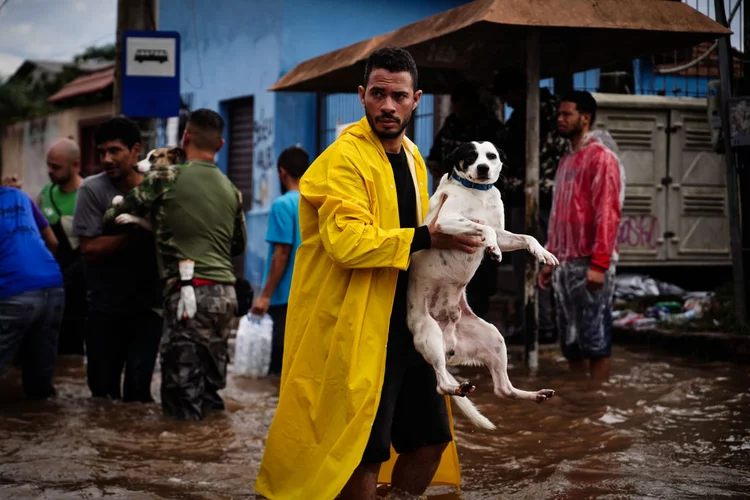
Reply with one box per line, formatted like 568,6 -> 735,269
255,117 -> 461,499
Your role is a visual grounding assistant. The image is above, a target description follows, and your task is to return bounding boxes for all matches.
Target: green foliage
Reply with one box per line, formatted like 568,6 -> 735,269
0,43 -> 116,127
74,43 -> 116,64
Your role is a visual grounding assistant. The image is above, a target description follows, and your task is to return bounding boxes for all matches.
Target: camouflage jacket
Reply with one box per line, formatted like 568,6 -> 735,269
103,161 -> 247,292
498,88 -> 568,209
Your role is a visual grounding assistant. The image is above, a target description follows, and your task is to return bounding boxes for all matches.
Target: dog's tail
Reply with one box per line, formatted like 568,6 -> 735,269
449,395 -> 496,431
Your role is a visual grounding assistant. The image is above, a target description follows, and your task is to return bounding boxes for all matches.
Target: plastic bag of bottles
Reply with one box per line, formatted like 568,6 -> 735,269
234,314 -> 273,378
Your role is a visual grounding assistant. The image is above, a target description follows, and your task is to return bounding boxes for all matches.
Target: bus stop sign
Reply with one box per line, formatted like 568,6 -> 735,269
122,30 -> 180,118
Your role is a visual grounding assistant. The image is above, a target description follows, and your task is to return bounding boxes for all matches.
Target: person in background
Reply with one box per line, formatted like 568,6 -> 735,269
104,109 -> 247,421
39,138 -> 86,355
72,117 -> 163,402
493,70 -> 567,343
251,146 -> 309,376
538,90 -> 622,380
0,184 -> 64,399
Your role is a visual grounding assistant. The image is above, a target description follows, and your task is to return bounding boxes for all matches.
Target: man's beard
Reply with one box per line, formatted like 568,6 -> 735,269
559,118 -> 583,139
53,173 -> 71,185
366,110 -> 412,139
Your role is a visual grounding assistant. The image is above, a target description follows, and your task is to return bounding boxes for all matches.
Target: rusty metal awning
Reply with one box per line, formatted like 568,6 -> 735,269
48,66 -> 115,103
270,0 -> 731,94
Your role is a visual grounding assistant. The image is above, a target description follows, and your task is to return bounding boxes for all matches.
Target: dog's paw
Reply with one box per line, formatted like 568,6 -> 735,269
111,195 -> 124,206
487,246 -> 503,262
457,381 -> 476,397
115,214 -> 138,225
534,389 -> 555,403
531,244 -> 559,266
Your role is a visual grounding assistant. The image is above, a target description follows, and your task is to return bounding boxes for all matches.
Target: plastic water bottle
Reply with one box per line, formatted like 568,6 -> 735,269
234,313 -> 273,378
664,309 -> 697,325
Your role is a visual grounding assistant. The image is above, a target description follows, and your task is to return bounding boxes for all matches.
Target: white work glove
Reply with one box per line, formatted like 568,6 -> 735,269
177,260 -> 197,320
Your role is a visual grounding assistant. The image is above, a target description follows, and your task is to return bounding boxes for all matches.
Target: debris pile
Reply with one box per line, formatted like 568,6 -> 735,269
612,274 -> 718,331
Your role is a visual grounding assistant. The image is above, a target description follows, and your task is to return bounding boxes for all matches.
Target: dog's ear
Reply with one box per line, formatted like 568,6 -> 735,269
169,147 -> 187,165
443,142 -> 476,173
494,146 -> 507,164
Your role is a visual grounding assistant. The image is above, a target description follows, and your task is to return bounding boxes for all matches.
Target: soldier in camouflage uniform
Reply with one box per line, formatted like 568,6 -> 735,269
493,71 -> 568,341
104,109 -> 247,421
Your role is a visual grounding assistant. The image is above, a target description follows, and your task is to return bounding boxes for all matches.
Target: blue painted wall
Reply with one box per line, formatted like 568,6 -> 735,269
158,0 -> 282,176
273,0 -> 469,174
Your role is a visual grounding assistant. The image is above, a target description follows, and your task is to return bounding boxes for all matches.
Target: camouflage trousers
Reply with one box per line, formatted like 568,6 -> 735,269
161,284 -> 237,421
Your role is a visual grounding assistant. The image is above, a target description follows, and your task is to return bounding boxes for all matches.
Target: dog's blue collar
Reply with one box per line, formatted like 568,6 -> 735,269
451,171 -> 494,191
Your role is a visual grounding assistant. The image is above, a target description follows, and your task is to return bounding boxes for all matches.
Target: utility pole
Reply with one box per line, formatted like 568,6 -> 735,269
524,29 -> 541,371
114,0 -> 159,153
715,0 -> 747,327
741,0 -> 750,322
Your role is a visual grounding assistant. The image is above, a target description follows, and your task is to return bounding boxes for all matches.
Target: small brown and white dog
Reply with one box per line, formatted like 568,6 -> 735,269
111,146 -> 185,230
407,141 -> 559,430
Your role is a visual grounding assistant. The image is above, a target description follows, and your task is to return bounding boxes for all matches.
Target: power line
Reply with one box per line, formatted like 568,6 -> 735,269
0,0 -> 11,14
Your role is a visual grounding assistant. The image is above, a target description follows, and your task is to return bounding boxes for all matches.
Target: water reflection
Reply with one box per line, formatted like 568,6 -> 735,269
1,346 -> 748,499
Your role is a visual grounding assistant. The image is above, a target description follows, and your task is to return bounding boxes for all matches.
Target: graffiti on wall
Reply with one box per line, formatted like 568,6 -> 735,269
244,110 -> 275,290
253,112 -> 275,209
617,215 -> 661,250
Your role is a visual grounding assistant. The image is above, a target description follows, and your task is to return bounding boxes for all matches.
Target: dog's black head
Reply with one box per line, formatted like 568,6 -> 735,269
443,141 -> 504,185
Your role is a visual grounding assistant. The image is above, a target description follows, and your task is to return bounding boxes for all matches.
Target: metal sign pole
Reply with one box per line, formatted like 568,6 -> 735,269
524,28 -> 541,370
114,0 -> 162,153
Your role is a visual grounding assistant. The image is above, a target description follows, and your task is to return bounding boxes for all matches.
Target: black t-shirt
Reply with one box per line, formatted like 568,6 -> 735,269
73,173 -> 162,314
386,148 -> 420,344
387,148 -> 417,230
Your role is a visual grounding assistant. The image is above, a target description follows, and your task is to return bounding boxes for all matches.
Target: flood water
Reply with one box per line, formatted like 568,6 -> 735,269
1,345 -> 748,499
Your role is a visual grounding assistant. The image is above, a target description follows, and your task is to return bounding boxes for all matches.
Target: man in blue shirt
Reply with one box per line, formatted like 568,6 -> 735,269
0,186 -> 64,399
251,146 -> 309,376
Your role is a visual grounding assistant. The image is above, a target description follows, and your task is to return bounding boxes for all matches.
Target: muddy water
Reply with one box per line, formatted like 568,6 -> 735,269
1,345 -> 748,499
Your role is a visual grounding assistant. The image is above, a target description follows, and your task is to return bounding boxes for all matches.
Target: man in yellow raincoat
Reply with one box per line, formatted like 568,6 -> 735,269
255,47 -> 482,499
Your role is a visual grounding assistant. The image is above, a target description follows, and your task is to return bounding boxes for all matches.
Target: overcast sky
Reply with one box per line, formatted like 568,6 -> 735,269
0,0 -> 117,78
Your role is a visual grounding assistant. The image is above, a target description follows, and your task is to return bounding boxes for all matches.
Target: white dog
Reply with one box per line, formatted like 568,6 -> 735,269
406,141 -> 559,430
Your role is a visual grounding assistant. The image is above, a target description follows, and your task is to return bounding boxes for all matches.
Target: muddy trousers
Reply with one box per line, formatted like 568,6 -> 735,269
161,284 -> 237,421
85,309 -> 162,402
0,287 -> 64,399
